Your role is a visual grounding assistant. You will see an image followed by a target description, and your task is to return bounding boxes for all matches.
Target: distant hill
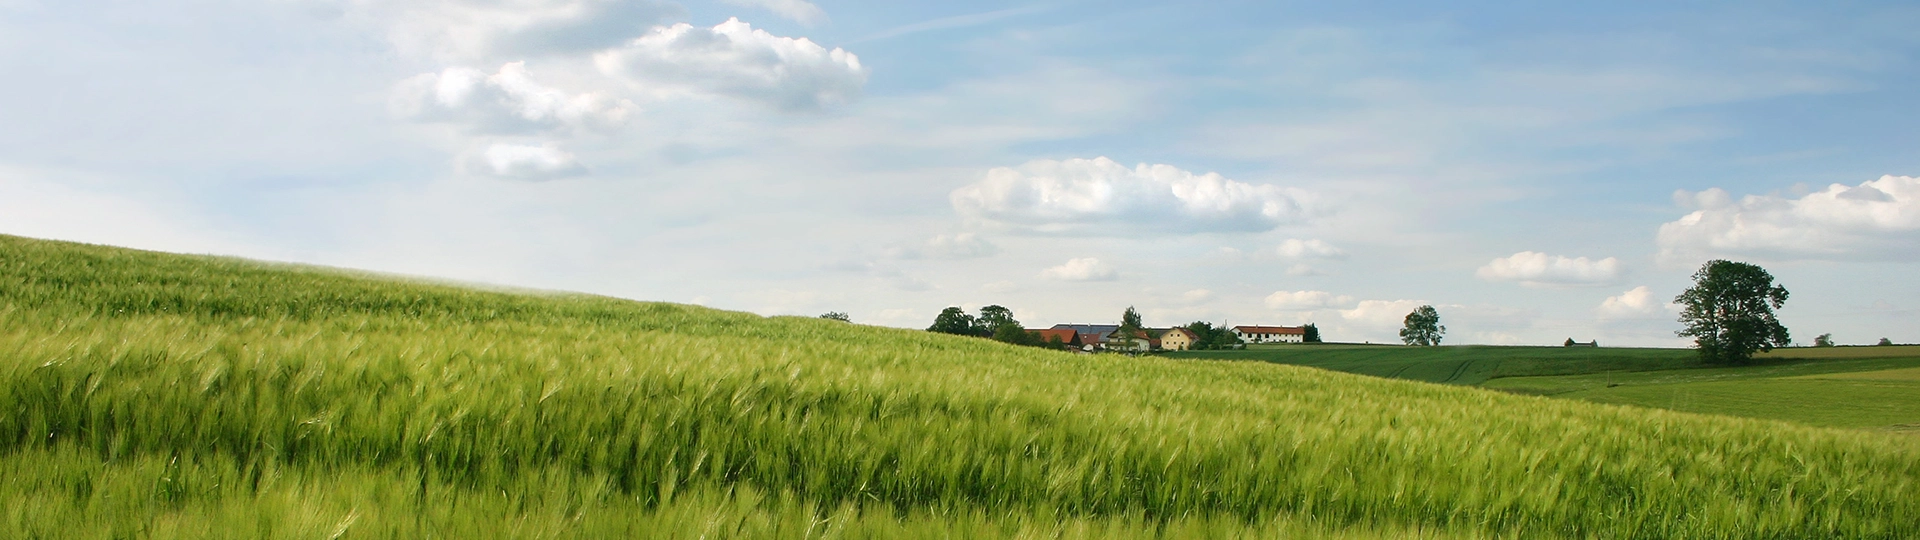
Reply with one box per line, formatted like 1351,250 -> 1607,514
3,234 -> 1916,538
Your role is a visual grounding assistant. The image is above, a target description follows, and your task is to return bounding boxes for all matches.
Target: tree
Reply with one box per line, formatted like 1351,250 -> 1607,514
1399,305 -> 1444,346
1302,323 -> 1322,343
818,311 -> 850,322
977,305 -> 1018,337
1674,260 -> 1790,365
1182,321 -> 1243,350
1881,337 -> 1895,346
927,307 -> 977,336
1814,333 -> 1834,347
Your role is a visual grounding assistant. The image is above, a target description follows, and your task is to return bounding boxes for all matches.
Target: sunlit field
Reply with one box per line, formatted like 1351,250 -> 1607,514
4,235 -> 1917,538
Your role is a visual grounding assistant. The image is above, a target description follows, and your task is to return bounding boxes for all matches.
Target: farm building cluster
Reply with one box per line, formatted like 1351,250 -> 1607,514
1035,324 -> 1308,352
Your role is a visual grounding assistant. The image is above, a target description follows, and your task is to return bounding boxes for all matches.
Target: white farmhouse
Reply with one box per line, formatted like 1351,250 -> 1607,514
1232,325 -> 1306,344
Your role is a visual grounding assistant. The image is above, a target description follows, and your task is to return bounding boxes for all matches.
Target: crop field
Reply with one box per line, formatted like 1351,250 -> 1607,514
4,234 -> 1919,538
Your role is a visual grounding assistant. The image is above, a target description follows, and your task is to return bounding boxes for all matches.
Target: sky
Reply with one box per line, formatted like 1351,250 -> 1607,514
1,0 -> 1916,346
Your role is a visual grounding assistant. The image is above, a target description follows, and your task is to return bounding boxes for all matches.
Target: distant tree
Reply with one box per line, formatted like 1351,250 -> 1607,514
818,311 -> 851,322
1120,306 -> 1144,330
1399,305 -> 1444,346
927,307 -> 977,336
1302,323 -> 1322,343
1814,333 -> 1834,347
991,322 -> 1038,346
1564,338 -> 1577,347
977,305 -> 1018,337
1182,321 -> 1243,350
1880,337 -> 1895,346
1674,260 -> 1790,365
1045,334 -> 1065,350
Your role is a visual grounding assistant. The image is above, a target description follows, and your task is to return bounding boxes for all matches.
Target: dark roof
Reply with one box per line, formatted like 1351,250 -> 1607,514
1233,325 -> 1305,335
1051,324 -> 1119,335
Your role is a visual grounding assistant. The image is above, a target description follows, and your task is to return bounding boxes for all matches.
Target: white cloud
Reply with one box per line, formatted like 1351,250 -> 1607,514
950,157 -> 1312,235
1597,285 -> 1676,319
1181,289 -> 1215,304
341,0 -> 681,60
1475,251 -> 1624,287
595,18 -> 867,111
719,0 -> 826,26
1338,299 -> 1428,328
1285,263 -> 1321,277
1265,290 -> 1357,310
1657,175 -> 1920,262
1277,238 -> 1346,259
466,142 -> 588,180
1039,257 -> 1117,281
890,233 -> 997,259
392,62 -> 635,134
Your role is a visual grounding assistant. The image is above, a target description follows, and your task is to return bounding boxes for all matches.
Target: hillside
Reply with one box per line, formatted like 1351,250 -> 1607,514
3,234 -> 1918,538
1168,345 -> 1701,385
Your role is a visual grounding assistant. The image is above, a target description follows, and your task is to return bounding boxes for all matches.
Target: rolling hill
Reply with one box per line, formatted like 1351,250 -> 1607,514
3,234 -> 1916,538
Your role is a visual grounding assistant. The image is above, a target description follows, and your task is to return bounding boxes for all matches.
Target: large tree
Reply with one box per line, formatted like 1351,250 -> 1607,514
927,307 -> 977,336
1675,260 -> 1790,365
1399,305 -> 1444,346
1181,321 -> 1243,350
1302,323 -> 1322,343
977,305 -> 1018,337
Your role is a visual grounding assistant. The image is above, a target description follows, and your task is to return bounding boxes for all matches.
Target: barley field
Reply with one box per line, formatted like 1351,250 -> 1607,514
3,234 -> 1917,538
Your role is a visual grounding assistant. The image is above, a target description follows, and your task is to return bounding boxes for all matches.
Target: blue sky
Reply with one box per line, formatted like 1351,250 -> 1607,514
2,0 -> 1916,345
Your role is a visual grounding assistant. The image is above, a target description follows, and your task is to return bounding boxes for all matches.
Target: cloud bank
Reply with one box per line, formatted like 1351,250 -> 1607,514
344,0 -> 682,60
392,62 -> 635,134
951,157 -> 1311,235
466,143 -> 588,180
1040,257 -> 1117,281
1476,251 -> 1624,287
1596,286 -> 1674,319
1657,175 -> 1920,262
1265,290 -> 1357,310
596,17 -> 867,110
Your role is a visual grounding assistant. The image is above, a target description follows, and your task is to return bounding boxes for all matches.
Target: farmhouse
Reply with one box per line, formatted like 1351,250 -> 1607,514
1030,328 -> 1084,350
1160,327 -> 1198,350
1233,325 -> 1306,344
1050,324 -> 1120,351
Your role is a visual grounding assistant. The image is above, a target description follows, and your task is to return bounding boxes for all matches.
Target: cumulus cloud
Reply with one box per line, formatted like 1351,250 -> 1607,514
392,62 -> 635,134
1265,290 -> 1357,310
1338,299 -> 1429,327
889,233 -> 997,259
466,142 -> 588,180
950,157 -> 1312,235
1277,238 -> 1346,259
1596,286 -> 1676,319
595,18 -> 867,111
1657,175 -> 1920,262
719,0 -> 826,25
1040,257 -> 1117,281
342,0 -> 682,60
1475,251 -> 1624,287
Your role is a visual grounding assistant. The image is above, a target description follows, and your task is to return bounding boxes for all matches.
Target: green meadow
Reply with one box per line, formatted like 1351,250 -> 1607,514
4,234 -> 1919,538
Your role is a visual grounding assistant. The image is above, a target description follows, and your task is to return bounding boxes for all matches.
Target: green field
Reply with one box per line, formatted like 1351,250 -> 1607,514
4,234 -> 1919,538
1170,337 -> 1920,433
1169,344 -> 1701,385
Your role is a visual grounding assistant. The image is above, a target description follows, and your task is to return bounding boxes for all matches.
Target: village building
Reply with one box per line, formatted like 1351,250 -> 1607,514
1160,327 -> 1198,350
1030,328 -> 1084,350
1051,324 -> 1119,351
1232,325 -> 1306,344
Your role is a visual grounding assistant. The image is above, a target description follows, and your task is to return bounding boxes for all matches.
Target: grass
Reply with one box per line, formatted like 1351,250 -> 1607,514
1168,344 -> 1700,385
4,234 -> 1920,538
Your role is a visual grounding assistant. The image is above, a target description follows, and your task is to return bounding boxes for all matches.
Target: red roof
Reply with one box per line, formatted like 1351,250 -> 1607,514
1031,328 -> 1082,345
1233,325 -> 1304,335
1164,327 -> 1198,340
